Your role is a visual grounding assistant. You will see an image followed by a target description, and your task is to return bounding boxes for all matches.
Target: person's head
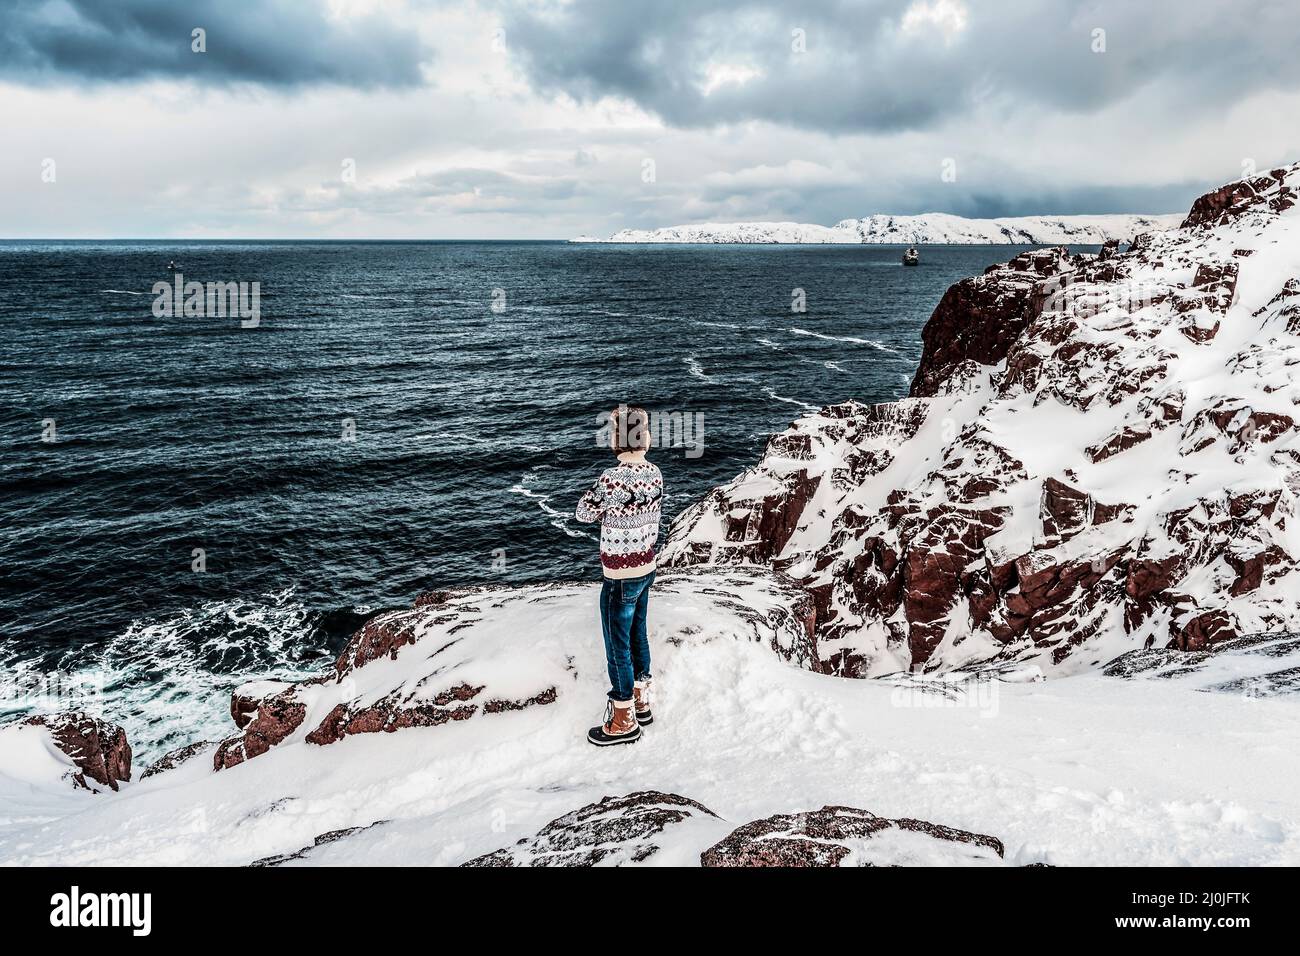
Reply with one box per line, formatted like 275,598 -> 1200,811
609,404 -> 651,458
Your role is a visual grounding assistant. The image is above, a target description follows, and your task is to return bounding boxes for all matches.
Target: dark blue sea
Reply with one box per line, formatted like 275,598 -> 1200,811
0,240 -> 1084,756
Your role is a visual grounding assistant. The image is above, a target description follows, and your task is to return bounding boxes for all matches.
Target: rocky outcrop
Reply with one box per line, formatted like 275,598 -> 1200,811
1181,167 -> 1296,229
21,712 -> 132,792
249,821 -> 387,867
1103,632 -> 1300,697
209,568 -> 819,770
214,684 -> 308,770
663,162 -> 1300,674
910,246 -> 1074,398
463,792 -> 722,866
700,806 -> 1004,867
140,740 -> 215,779
463,794 -> 1010,867
304,684 -> 558,747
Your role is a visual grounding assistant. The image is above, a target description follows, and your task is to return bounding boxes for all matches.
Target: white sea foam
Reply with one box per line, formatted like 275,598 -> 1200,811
0,589 -> 330,763
763,387 -> 819,412
683,355 -> 713,381
788,327 -> 898,352
508,478 -> 596,541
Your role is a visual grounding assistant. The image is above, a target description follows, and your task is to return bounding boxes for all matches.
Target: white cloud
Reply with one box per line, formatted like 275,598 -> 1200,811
900,0 -> 970,44
699,63 -> 764,96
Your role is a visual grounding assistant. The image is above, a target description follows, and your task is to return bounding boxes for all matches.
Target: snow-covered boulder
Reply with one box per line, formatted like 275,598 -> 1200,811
463,791 -> 726,867
700,805 -> 1005,866
0,713 -> 132,792
140,740 -> 215,780
662,163 -> 1300,675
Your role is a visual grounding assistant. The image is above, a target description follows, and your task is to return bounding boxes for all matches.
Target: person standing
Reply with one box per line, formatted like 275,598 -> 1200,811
576,404 -> 663,746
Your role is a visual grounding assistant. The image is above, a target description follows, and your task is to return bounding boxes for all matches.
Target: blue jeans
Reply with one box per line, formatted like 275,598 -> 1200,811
600,570 -> 654,701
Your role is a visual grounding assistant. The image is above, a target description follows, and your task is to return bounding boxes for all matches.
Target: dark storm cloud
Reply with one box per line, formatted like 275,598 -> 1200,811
0,0 -> 429,87
498,0 -> 1300,133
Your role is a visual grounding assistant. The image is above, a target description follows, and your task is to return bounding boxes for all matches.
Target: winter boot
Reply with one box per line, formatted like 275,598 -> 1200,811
587,699 -> 641,746
633,679 -> 653,726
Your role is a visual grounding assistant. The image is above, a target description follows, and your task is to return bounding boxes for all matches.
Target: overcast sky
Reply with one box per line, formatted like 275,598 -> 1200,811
2,0 -> 1298,238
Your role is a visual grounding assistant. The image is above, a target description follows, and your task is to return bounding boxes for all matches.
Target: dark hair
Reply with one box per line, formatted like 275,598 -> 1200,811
611,404 -> 651,454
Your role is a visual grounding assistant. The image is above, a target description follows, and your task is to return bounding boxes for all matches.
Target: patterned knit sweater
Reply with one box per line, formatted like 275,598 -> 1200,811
576,459 -> 663,579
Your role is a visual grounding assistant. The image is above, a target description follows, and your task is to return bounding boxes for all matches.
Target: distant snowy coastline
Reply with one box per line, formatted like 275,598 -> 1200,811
573,212 -> 1183,245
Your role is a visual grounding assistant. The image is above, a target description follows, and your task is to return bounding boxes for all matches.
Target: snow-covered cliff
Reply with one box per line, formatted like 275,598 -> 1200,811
663,163 -> 1300,676
576,213 -> 1183,245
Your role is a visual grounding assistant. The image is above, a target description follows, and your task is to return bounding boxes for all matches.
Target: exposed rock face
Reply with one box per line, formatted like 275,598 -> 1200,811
463,792 -> 721,866
140,740 -> 214,779
249,822 -> 386,867
1103,632 -> 1300,697
663,162 -> 1300,674
21,712 -> 132,791
210,568 -> 818,770
214,684 -> 308,770
1181,167 -> 1297,229
911,246 -> 1074,398
700,806 -> 1004,867
304,684 -> 557,747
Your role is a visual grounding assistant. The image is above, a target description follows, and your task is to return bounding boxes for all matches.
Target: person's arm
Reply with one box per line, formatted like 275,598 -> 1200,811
575,471 -> 609,523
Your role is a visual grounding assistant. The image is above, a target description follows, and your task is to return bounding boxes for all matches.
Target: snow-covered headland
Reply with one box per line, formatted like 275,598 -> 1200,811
573,212 -> 1184,245
4,165 -> 1300,867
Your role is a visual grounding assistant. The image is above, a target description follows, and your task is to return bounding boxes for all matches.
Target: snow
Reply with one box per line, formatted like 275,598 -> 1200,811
575,213 -> 1183,245
2,569 -> 1298,866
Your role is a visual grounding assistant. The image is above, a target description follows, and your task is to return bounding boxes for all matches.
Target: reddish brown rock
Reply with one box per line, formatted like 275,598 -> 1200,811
304,684 -> 557,747
1175,609 -> 1237,651
1182,168 -> 1297,228
700,806 -> 1004,867
1086,425 -> 1152,462
903,507 -> 1006,664
22,712 -> 132,791
213,688 -> 307,771
1041,477 -> 1091,541
910,247 -> 1073,398
331,611 -> 423,677
1174,262 -> 1239,322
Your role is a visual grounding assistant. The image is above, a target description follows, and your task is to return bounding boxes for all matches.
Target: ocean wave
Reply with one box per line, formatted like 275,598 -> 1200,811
788,327 -> 898,352
509,477 -> 596,541
683,355 -> 713,382
100,289 -> 145,296
0,590 -> 342,763
763,387 -> 820,412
